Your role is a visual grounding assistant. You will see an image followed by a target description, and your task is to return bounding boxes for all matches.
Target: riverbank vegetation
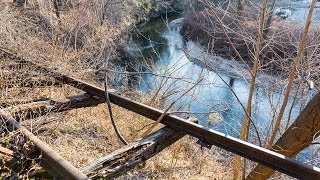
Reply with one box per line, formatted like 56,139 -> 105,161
182,0 -> 320,179
0,0 -> 232,179
1,0 -> 320,179
182,4 -> 320,82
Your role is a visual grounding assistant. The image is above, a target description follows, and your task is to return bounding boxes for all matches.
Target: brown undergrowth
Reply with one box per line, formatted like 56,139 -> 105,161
0,1 -> 234,179
0,79 -> 234,179
181,5 -> 320,84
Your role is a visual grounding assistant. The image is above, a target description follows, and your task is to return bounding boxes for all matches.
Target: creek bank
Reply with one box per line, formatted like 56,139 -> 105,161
113,0 -> 192,62
183,41 -> 282,89
180,6 -> 320,84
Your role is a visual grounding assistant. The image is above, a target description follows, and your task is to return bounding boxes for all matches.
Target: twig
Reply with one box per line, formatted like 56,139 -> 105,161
104,51 -> 128,145
141,78 -> 203,137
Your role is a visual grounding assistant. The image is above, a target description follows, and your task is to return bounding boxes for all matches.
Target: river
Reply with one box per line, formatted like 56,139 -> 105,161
116,10 -> 318,163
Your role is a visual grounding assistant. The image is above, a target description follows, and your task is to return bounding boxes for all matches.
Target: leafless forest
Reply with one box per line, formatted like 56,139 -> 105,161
0,0 -> 320,179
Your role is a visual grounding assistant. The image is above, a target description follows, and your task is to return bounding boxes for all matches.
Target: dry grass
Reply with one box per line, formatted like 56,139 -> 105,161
0,46 -> 233,179
0,1 -> 239,179
1,81 -> 234,179
0,48 -> 233,178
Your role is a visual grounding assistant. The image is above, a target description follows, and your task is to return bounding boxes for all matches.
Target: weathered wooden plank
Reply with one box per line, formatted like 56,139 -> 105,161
0,146 -> 21,173
82,118 -> 197,179
0,108 -> 88,179
0,97 -> 49,108
2,94 -> 103,121
0,77 -> 60,89
0,145 -> 30,174
0,146 -> 15,164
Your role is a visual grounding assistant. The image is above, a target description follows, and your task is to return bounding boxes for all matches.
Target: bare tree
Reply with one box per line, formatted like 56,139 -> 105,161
246,0 -> 318,178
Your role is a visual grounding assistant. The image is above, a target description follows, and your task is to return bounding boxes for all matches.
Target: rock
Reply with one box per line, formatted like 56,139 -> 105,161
208,112 -> 222,125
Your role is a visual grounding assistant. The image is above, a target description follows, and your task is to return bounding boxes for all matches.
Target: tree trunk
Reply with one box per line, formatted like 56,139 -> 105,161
246,1 -> 318,178
233,0 -> 268,178
246,91 -> 320,179
267,0 -> 317,147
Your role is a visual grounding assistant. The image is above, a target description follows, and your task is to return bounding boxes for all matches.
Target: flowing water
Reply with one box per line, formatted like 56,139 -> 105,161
117,10 -> 318,162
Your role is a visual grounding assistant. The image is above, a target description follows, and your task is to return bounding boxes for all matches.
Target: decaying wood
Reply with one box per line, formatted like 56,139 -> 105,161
0,77 -> 60,89
0,97 -> 49,108
82,118 -> 197,179
0,145 -> 20,173
0,145 -> 27,173
0,145 -> 15,164
0,109 -> 88,179
1,94 -> 103,121
246,91 -> 320,179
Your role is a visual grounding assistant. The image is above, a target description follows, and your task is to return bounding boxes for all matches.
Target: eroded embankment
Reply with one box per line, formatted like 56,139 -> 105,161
181,6 -> 320,83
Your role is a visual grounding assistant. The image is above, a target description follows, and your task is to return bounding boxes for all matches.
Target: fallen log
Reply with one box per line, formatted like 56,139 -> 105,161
82,118 -> 197,179
0,77 -> 61,89
0,108 -> 88,179
0,97 -> 49,108
2,94 -> 103,121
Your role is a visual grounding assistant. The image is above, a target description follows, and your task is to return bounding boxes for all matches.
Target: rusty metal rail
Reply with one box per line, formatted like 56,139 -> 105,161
0,109 -> 88,179
6,52 -> 319,179
60,74 -> 320,179
1,48 -> 320,179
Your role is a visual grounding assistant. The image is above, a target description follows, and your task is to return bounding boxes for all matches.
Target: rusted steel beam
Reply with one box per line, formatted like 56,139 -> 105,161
0,109 -> 88,179
82,118 -> 197,179
1,94 -> 103,177
2,48 -> 320,179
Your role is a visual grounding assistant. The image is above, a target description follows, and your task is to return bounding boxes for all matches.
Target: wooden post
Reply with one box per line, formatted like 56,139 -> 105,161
82,118 -> 197,179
